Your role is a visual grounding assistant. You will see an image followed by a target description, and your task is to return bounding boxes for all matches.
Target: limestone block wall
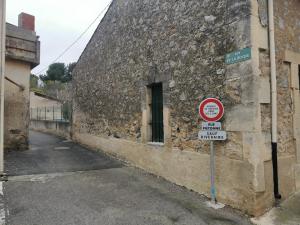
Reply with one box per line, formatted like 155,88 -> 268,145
72,0 -> 274,215
273,0 -> 300,196
249,0 -> 300,213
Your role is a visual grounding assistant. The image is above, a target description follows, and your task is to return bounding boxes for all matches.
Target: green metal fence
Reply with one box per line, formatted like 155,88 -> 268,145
30,104 -> 71,122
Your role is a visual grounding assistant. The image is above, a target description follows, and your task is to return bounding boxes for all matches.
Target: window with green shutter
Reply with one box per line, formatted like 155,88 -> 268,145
151,83 -> 164,143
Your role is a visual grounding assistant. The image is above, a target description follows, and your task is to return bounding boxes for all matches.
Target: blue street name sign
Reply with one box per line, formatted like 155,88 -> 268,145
225,47 -> 251,65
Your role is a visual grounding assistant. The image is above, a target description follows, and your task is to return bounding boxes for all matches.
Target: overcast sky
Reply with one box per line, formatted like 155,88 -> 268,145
6,0 -> 112,75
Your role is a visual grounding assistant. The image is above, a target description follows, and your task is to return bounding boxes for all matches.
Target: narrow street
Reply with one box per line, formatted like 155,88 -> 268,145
1,131 -> 252,225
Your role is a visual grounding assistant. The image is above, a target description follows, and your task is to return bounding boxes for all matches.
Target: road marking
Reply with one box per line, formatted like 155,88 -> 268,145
8,172 -> 78,183
8,169 -> 124,183
54,147 -> 70,150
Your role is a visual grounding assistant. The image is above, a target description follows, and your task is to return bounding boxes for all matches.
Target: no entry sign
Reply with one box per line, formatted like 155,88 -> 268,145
199,98 -> 224,122
198,98 -> 225,206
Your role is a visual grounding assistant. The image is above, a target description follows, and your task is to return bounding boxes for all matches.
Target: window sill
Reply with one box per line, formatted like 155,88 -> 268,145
147,142 -> 164,147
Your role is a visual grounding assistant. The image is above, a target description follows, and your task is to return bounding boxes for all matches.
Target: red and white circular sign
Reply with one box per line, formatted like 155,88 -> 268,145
199,98 -> 224,122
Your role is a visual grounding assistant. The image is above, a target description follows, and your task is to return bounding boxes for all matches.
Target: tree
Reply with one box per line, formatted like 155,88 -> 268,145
40,62 -> 76,83
63,62 -> 76,82
40,63 -> 66,83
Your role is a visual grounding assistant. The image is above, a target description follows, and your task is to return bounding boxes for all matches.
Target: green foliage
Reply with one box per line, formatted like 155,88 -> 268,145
30,88 -> 44,94
41,80 -> 65,98
30,74 -> 39,89
40,63 -> 66,83
64,62 -> 76,83
30,74 -> 45,94
40,62 -> 76,83
62,102 -> 72,121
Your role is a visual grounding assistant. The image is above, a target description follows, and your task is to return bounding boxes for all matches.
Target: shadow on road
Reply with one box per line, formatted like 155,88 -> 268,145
5,130 -> 123,176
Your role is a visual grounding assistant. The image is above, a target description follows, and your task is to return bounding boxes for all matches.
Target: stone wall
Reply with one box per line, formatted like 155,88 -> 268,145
249,0 -> 300,212
274,0 -> 300,157
74,0 -> 251,143
30,120 -> 70,139
273,0 -> 300,195
72,0 -> 271,215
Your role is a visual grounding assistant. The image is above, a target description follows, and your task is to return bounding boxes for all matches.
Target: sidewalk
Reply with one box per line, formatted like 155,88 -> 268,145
252,192 -> 300,225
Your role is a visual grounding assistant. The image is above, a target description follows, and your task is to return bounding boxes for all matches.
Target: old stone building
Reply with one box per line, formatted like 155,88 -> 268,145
5,13 -> 40,149
72,0 -> 300,215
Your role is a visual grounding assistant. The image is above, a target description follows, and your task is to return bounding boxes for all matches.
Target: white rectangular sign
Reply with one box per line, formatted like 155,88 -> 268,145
202,122 -> 222,131
198,130 -> 227,141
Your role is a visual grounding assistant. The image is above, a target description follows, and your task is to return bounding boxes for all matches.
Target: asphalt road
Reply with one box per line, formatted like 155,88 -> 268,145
2,131 -> 252,225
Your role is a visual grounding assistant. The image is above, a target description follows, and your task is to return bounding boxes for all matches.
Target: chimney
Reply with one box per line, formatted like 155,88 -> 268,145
18,13 -> 35,31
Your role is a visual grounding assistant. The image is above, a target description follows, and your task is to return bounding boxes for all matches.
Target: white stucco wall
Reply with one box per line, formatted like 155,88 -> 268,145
4,59 -> 31,149
30,92 -> 62,108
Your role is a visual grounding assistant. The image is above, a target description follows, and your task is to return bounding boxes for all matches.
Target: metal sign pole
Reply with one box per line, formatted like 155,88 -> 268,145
198,98 -> 225,208
210,140 -> 216,204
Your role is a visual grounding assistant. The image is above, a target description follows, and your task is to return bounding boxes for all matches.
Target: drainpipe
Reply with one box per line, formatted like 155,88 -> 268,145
0,0 -> 5,175
268,0 -> 281,199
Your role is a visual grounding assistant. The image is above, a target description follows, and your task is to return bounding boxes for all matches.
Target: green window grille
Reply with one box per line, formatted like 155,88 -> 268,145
151,83 -> 164,142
